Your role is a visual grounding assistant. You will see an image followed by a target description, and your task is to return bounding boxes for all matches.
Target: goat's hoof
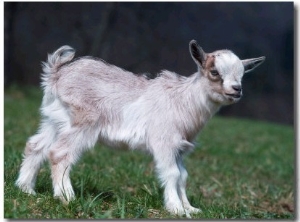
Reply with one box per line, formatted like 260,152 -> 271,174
54,196 -> 70,205
17,184 -> 36,195
54,194 -> 75,205
185,206 -> 202,214
166,204 -> 186,217
53,186 -> 75,204
26,189 -> 36,196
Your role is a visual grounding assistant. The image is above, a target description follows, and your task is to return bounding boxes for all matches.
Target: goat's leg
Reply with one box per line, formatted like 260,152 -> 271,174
48,128 -> 98,203
50,154 -> 74,203
16,120 -> 56,195
153,149 -> 185,216
176,156 -> 201,214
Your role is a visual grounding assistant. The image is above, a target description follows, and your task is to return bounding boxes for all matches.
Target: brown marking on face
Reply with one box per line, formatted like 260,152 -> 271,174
203,55 -> 223,83
208,78 -> 224,95
202,55 -> 226,103
204,55 -> 215,70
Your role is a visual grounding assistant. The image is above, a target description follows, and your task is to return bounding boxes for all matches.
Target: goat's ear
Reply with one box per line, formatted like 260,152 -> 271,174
242,56 -> 266,73
189,40 -> 206,68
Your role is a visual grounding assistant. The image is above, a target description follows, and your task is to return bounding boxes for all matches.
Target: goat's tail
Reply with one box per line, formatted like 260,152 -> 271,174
41,45 -> 75,77
41,45 -> 75,96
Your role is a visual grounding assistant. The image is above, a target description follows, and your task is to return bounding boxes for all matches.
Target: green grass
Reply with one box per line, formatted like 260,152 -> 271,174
4,86 -> 294,219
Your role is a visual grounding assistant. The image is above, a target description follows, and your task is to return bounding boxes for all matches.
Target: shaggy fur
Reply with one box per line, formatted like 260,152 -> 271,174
16,40 -> 265,217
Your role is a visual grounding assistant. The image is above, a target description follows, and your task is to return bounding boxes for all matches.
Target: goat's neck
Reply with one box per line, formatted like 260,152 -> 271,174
176,75 -> 221,140
192,74 -> 221,118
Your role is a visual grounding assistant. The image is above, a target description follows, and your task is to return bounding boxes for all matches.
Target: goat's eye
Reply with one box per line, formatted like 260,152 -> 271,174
210,70 -> 219,76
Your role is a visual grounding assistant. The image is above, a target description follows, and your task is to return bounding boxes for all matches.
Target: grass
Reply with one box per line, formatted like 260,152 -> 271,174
4,86 -> 294,219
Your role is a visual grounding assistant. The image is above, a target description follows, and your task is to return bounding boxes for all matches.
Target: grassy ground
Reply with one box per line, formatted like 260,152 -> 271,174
4,86 -> 294,219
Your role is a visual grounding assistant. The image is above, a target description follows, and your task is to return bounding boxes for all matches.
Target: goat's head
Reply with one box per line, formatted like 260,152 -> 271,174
189,40 -> 265,105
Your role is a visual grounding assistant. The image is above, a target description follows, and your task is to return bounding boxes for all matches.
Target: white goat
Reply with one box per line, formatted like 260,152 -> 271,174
16,40 -> 265,217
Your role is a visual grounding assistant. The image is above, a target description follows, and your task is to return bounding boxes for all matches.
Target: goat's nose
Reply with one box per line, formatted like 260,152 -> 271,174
232,85 -> 242,92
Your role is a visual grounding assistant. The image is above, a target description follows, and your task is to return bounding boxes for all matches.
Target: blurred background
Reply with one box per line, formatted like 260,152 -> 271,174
4,2 -> 294,125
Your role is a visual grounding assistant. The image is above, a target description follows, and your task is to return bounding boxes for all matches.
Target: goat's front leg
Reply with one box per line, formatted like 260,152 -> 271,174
153,148 -> 186,216
176,156 -> 202,214
158,162 -> 185,215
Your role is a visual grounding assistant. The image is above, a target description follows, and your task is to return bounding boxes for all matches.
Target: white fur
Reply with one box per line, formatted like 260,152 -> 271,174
16,40 -> 265,217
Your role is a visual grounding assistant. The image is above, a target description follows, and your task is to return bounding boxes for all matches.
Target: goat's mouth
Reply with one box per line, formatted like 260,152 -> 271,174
225,93 -> 242,102
226,93 -> 242,98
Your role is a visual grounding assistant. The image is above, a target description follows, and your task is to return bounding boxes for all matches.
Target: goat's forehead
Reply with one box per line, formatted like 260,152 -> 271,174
211,50 -> 244,75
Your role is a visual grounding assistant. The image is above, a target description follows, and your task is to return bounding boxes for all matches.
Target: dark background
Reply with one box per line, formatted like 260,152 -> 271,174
4,2 -> 294,125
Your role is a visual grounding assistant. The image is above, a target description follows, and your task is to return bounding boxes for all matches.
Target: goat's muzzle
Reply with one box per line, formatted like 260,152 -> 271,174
225,84 -> 243,102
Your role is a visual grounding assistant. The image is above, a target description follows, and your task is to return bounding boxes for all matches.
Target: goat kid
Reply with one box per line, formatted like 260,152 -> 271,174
16,40 -> 265,217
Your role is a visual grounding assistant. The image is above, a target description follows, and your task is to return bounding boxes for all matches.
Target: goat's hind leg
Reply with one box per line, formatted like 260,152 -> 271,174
16,120 -> 56,195
48,128 -> 98,203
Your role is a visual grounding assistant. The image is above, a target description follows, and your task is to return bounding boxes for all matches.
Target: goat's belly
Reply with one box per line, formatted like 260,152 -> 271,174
98,95 -> 149,150
98,125 -> 147,151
